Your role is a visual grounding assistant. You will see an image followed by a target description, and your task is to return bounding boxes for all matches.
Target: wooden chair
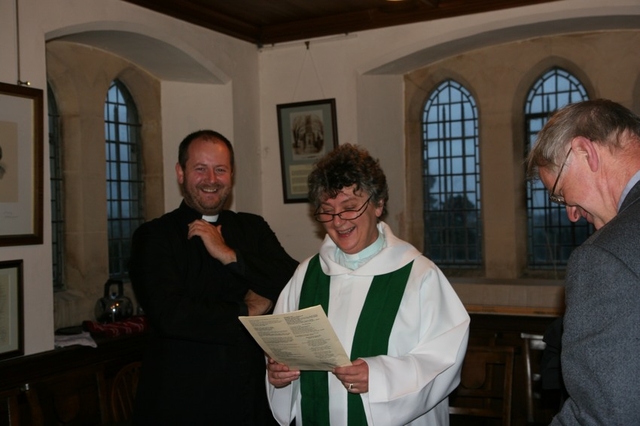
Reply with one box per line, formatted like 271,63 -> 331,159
0,388 -> 21,426
110,361 -> 142,423
449,345 -> 515,426
23,366 -> 109,426
521,332 -> 564,424
521,333 -> 546,424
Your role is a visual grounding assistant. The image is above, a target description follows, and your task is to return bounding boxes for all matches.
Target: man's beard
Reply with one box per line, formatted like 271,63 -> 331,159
181,181 -> 229,215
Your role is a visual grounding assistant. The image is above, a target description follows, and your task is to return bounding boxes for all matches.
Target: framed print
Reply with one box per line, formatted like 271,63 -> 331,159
0,82 -> 44,246
0,260 -> 24,360
277,99 -> 338,203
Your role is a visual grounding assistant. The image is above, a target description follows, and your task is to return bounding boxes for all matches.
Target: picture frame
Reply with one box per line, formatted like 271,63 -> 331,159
0,82 -> 44,246
0,259 -> 24,360
277,99 -> 338,203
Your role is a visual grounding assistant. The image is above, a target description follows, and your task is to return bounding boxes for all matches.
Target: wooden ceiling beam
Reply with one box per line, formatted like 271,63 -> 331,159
123,0 -> 262,43
122,0 -> 559,46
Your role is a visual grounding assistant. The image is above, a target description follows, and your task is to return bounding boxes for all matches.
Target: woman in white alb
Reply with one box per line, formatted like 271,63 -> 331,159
267,144 -> 470,426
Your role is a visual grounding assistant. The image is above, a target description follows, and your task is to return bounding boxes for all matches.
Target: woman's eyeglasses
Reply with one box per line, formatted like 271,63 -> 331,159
314,196 -> 372,223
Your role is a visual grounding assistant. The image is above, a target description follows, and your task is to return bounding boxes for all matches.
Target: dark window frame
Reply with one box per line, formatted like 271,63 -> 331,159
422,79 -> 482,268
104,80 -> 144,280
525,67 -> 593,270
48,85 -> 65,291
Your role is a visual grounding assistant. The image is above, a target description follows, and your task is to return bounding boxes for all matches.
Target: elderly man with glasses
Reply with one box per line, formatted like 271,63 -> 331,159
526,99 -> 640,425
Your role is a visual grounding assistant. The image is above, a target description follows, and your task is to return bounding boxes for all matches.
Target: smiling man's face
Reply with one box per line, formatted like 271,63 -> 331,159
176,138 -> 233,215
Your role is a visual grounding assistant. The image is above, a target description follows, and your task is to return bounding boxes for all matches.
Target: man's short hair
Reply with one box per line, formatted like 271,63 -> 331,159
178,130 -> 235,170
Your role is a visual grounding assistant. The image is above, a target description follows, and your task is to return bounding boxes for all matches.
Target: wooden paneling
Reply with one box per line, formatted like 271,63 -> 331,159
0,315 -> 564,425
0,333 -> 147,426
465,314 -> 563,425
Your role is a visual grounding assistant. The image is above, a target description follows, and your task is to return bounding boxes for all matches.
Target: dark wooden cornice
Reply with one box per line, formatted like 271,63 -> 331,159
121,0 -> 559,46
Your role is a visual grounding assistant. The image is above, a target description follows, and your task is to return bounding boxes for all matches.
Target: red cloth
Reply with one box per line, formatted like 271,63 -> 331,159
83,315 -> 148,337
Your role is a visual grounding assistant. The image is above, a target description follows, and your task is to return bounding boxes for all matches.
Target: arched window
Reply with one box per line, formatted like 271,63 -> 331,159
422,80 -> 482,267
105,80 -> 143,280
48,84 -> 65,290
525,67 -> 592,270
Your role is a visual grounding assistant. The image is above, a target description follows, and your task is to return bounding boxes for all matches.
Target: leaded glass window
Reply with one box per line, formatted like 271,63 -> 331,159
48,84 -> 65,290
525,67 -> 592,269
422,80 -> 482,267
105,80 -> 143,280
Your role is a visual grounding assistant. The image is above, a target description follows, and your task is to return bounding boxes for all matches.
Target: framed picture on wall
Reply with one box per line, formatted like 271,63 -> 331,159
0,259 -> 24,360
0,82 -> 44,246
277,99 -> 338,203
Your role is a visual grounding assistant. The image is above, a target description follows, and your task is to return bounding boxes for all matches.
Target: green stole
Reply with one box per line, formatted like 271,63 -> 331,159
298,254 -> 413,425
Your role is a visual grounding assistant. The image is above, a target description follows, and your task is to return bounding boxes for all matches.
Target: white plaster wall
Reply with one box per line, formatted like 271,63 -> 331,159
160,81 -> 235,212
1,0 -> 54,356
0,0 -> 17,83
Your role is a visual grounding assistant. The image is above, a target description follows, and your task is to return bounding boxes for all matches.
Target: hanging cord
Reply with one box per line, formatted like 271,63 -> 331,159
15,0 -> 30,86
291,41 -> 326,101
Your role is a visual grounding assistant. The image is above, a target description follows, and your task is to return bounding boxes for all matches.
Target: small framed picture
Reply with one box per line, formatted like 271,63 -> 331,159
0,82 -> 44,246
277,99 -> 338,203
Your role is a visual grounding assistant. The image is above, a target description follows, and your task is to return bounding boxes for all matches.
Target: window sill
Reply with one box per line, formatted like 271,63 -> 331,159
450,278 -> 564,316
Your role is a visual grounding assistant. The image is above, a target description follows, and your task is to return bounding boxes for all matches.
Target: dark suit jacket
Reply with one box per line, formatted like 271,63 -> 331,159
129,201 -> 298,425
551,181 -> 640,425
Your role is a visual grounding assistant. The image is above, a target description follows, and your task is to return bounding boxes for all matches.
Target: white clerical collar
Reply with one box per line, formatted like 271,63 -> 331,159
336,229 -> 386,270
202,214 -> 220,222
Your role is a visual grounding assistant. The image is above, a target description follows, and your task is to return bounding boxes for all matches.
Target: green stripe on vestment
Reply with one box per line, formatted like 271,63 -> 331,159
298,254 -> 413,425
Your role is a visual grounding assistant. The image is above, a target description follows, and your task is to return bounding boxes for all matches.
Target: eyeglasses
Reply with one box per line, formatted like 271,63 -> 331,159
548,148 -> 572,206
314,196 -> 372,223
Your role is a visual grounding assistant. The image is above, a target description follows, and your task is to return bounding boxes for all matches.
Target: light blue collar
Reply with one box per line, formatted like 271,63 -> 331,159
335,229 -> 386,270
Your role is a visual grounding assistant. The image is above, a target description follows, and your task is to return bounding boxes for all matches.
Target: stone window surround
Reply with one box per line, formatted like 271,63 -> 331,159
404,31 -> 640,315
46,41 -> 164,329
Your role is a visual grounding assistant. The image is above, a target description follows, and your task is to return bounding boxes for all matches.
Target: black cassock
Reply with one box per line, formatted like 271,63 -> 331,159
130,201 -> 298,425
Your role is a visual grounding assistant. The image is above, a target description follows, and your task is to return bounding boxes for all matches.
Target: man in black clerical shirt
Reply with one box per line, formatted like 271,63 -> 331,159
129,130 -> 298,425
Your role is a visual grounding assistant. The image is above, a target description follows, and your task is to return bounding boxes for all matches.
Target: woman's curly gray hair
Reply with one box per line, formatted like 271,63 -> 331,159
307,143 -> 389,215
